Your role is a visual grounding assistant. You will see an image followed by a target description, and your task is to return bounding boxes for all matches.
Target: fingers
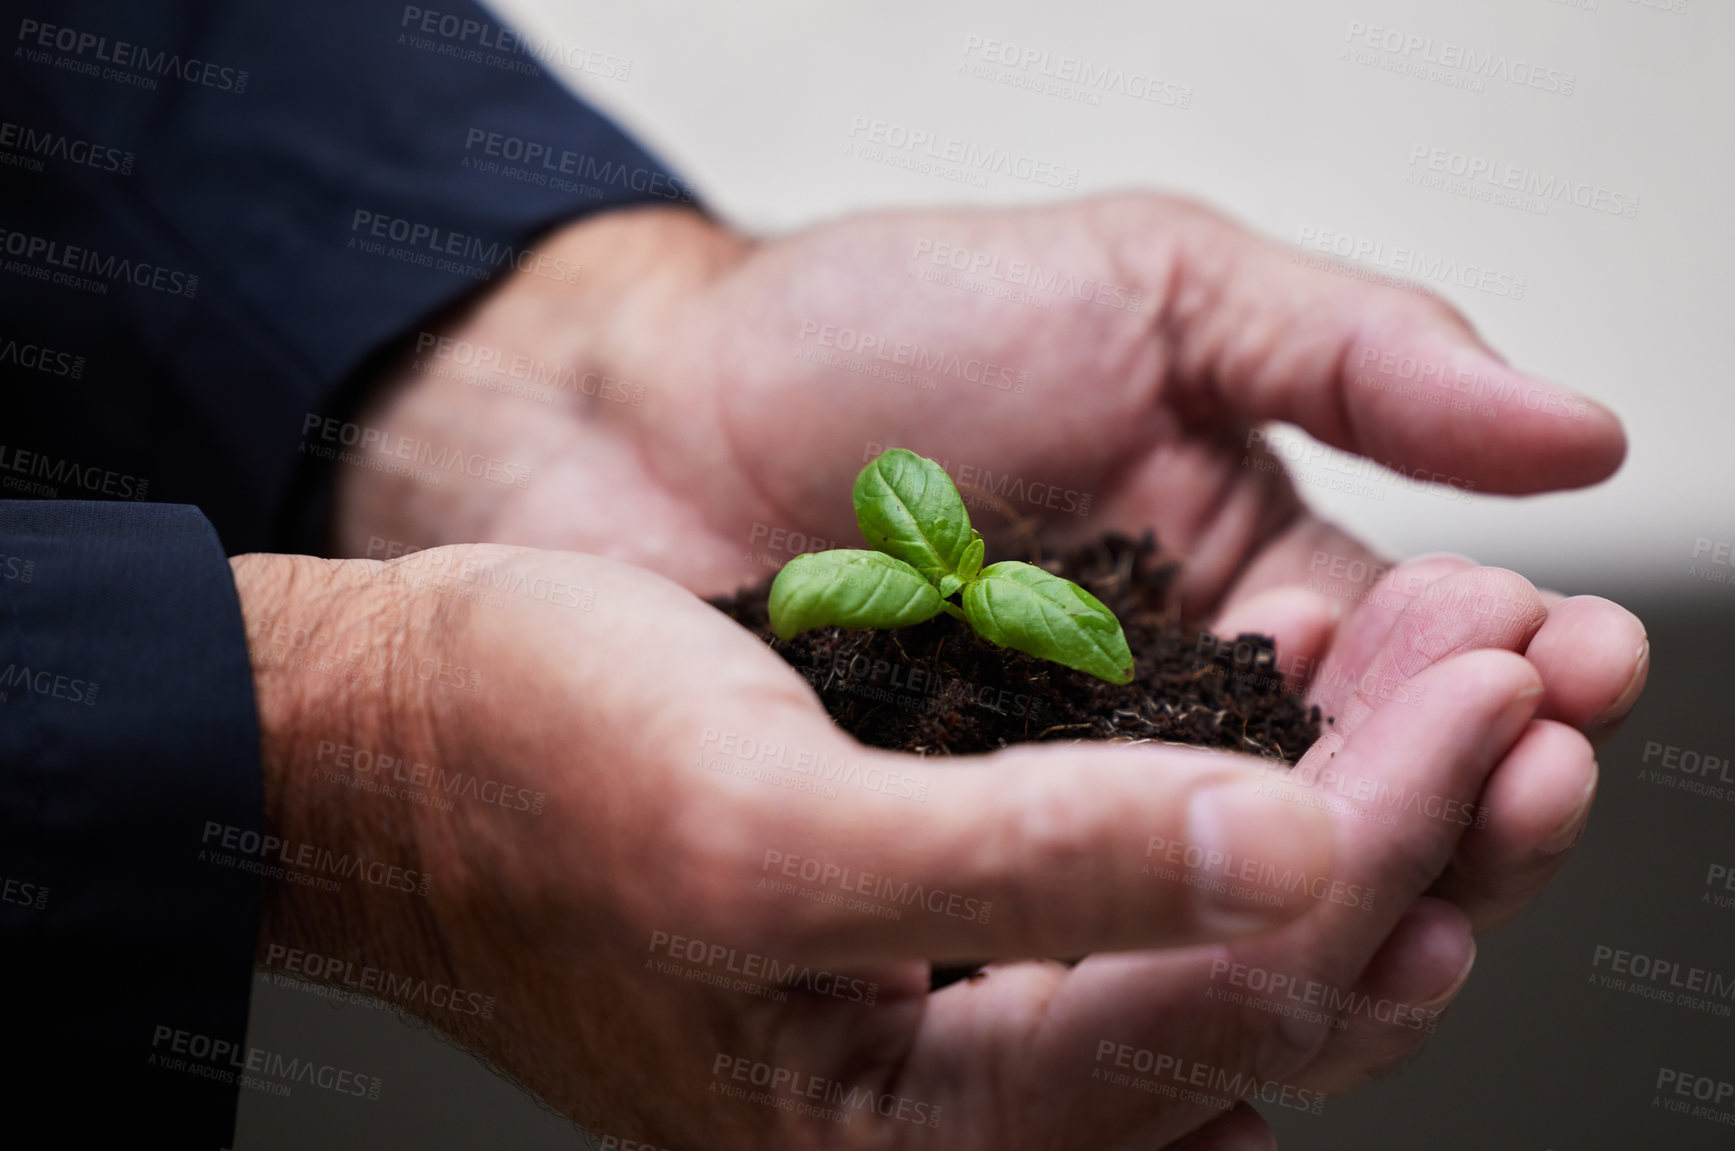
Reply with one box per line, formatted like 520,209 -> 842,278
742,744 -> 1335,966
1286,566 -> 1612,934
1235,650 -> 1539,1001
1213,540 -> 1645,751
1522,595 -> 1650,744
1113,195 -> 1627,494
1293,896 -> 1475,1095
1100,551 -> 1624,946
888,652 -> 1538,1149
1298,553 -> 1475,717
1428,719 -> 1598,931
1201,523 -> 1648,745
1302,565 -> 1546,744
1203,515 -> 1473,695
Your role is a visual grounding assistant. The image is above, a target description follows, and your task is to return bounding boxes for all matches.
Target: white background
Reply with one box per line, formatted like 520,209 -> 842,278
498,0 -> 1732,602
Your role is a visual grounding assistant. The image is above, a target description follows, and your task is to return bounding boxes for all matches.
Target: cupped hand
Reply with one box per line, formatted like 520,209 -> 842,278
332,196 -> 1646,944
233,544 -> 1560,1149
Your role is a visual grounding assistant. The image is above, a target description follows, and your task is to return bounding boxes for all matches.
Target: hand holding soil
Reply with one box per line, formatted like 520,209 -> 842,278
300,194 -> 1651,1147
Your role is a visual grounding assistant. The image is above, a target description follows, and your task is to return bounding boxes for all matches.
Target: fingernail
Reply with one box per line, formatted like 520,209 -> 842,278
1418,938 -> 1478,1012
1485,683 -> 1546,762
1186,780 -> 1334,934
1538,770 -> 1597,856
1592,639 -> 1650,726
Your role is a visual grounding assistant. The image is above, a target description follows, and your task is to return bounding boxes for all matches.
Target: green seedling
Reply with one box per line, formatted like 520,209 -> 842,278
768,449 -> 1135,684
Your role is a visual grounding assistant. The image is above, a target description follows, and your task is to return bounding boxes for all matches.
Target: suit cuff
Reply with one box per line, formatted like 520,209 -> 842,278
0,500 -> 261,1140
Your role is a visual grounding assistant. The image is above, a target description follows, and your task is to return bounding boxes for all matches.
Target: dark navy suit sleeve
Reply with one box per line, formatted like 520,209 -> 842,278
1,501 -> 261,1142
2,0 -> 691,554
0,1 -> 690,1141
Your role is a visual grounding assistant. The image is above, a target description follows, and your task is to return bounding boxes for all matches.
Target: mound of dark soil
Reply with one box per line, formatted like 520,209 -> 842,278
708,531 -> 1325,764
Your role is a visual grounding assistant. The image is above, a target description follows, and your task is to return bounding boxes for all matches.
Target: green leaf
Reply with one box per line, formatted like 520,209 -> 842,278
958,531 -> 985,581
961,562 -> 1135,684
853,449 -> 974,589
768,550 -> 946,641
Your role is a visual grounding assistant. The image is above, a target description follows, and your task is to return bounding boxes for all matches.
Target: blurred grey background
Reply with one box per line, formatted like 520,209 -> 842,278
238,2 -> 1735,1148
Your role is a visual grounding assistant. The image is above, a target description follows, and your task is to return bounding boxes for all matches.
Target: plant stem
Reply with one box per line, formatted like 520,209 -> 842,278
940,601 -> 968,622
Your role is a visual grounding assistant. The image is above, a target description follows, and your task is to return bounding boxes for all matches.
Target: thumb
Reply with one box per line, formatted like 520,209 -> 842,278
745,739 -> 1335,966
